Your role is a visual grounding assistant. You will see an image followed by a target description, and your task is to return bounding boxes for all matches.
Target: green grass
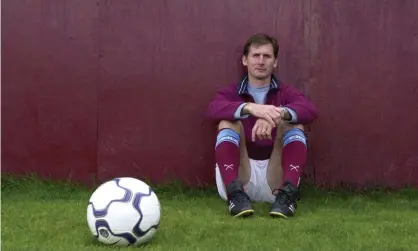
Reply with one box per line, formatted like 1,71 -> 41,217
2,175 -> 418,251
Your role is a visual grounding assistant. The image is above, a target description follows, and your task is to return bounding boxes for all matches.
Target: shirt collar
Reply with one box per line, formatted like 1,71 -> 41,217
237,74 -> 280,95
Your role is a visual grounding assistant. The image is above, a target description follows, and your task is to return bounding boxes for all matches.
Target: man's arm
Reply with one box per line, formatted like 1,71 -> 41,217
281,85 -> 318,124
240,103 -> 284,126
206,86 -> 246,122
233,103 -> 251,119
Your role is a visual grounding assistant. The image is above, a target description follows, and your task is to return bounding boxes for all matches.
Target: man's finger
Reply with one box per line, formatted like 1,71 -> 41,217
257,123 -> 264,141
268,110 -> 282,124
263,124 -> 270,140
269,109 -> 281,118
266,125 -> 273,140
272,116 -> 280,125
259,124 -> 267,140
261,123 -> 269,140
252,123 -> 258,142
274,106 -> 283,112
264,115 -> 276,127
273,107 -> 286,119
274,106 -> 285,115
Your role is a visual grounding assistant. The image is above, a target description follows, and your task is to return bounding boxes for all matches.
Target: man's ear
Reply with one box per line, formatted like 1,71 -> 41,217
242,55 -> 248,66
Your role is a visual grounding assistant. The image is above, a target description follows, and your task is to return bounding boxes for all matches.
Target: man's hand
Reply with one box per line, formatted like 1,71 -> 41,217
243,103 -> 285,127
251,118 -> 275,142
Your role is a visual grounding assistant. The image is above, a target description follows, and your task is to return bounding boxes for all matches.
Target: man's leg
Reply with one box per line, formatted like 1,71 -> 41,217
267,121 -> 307,218
215,120 -> 254,217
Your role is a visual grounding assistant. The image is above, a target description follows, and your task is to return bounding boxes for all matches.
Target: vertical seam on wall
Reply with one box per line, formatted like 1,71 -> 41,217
308,0 -> 316,184
95,0 -> 103,185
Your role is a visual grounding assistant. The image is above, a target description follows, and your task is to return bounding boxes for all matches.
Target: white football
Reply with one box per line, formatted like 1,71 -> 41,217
86,177 -> 161,246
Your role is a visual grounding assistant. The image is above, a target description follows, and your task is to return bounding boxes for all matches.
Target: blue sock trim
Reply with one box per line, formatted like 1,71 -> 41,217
215,128 -> 240,148
283,128 -> 307,147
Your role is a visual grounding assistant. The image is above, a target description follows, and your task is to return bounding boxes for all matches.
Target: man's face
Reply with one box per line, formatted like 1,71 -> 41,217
242,43 -> 278,81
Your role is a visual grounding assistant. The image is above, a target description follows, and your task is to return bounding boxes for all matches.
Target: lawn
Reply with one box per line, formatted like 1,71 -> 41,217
2,175 -> 418,251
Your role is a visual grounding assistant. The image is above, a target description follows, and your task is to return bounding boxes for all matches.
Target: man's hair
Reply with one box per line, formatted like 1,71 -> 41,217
243,33 -> 279,58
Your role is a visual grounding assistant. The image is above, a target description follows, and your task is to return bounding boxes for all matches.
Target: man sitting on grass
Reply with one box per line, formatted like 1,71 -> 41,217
206,33 -> 318,218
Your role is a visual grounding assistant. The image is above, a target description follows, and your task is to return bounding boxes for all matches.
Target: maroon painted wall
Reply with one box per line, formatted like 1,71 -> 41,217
2,0 -> 99,184
2,0 -> 418,188
309,0 -> 418,188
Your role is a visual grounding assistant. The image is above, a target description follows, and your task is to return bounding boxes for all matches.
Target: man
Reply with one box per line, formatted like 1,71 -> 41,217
206,33 -> 318,218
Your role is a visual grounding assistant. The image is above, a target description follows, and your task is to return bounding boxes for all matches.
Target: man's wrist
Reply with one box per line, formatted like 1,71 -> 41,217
241,103 -> 253,115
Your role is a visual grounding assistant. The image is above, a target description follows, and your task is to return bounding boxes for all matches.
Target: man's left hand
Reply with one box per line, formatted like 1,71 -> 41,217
251,118 -> 275,142
251,107 -> 289,142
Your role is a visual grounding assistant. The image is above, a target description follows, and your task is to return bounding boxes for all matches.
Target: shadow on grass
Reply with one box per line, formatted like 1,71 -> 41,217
2,173 -> 418,201
84,234 -> 161,249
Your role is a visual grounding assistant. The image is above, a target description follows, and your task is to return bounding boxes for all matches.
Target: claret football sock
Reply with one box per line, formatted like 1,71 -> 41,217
215,128 -> 241,188
281,128 -> 307,188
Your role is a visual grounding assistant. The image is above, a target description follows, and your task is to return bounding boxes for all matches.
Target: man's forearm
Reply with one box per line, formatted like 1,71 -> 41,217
233,103 -> 250,119
243,103 -> 294,121
241,103 -> 254,115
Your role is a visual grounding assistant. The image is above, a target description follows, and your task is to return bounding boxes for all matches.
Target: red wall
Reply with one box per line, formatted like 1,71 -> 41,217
2,0 -> 99,185
2,0 -> 418,189
309,0 -> 418,188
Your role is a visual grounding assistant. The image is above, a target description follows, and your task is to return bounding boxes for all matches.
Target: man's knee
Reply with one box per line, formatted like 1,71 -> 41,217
274,122 -> 304,141
281,122 -> 304,133
273,122 -> 306,146
281,122 -> 307,147
217,120 -> 242,132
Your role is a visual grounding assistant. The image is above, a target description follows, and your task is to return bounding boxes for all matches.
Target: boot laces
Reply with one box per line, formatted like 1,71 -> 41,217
272,189 -> 290,204
234,190 -> 249,203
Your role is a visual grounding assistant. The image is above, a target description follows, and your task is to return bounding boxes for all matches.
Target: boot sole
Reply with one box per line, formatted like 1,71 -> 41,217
269,212 -> 288,218
233,209 -> 255,218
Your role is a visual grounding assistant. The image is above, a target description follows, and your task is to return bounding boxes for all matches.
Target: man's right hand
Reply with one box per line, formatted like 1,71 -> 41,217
242,103 -> 284,127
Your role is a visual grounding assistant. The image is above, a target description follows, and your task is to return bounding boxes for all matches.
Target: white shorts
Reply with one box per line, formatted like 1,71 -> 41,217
215,159 -> 276,203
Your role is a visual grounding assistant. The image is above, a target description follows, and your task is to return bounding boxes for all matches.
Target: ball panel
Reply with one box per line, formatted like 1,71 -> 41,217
89,179 -> 131,214
136,192 -> 161,232
136,228 -> 158,246
131,189 -> 160,239
95,219 -> 135,246
106,202 -> 140,234
86,204 -> 98,236
118,177 -> 152,194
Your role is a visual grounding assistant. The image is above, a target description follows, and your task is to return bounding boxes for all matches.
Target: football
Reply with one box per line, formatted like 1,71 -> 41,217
86,177 -> 161,246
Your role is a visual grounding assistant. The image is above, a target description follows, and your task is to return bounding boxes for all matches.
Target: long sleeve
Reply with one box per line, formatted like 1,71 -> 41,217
281,85 -> 318,124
